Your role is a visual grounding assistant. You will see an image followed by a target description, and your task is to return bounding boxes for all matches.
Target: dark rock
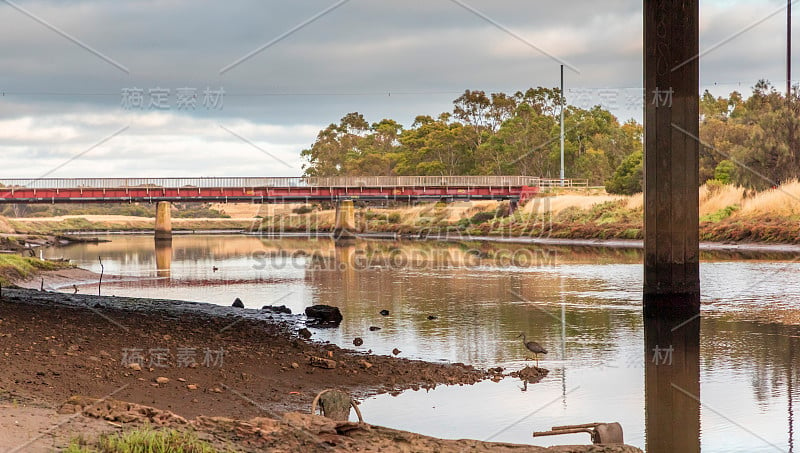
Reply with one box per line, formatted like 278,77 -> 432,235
353,337 -> 363,346
509,366 -> 549,384
427,315 -> 438,320
368,326 -> 381,331
305,305 -> 343,325
262,305 -> 292,314
379,309 -> 390,316
232,298 -> 244,308
298,328 -> 312,339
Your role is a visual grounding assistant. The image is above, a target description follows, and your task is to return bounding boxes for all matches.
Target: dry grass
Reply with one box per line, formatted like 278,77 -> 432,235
699,184 -> 745,217
626,193 -> 643,211
0,217 -> 13,234
741,180 -> 800,217
374,201 -> 498,225
209,203 -> 263,219
522,194 -> 625,216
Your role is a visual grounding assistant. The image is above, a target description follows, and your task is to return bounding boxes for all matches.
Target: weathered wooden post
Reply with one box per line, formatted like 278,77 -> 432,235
644,0 -> 700,317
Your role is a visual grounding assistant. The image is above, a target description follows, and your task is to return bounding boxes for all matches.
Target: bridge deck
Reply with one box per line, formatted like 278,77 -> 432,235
0,176 -> 588,204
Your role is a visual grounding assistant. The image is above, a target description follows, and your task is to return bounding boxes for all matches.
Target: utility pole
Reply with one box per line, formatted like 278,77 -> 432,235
560,64 -> 565,186
789,0 -> 795,164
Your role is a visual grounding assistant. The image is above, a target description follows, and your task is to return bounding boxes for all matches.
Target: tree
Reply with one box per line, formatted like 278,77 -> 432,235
300,113 -> 370,176
476,102 -> 556,175
605,150 -> 643,195
300,87 -> 643,183
396,114 -> 476,176
714,160 -> 736,184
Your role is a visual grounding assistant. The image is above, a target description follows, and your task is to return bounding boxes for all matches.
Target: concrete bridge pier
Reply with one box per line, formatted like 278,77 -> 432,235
333,199 -> 357,240
643,0 -> 700,317
154,201 -> 172,241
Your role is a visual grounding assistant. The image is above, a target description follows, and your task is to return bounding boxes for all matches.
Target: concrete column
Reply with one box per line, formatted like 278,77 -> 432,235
154,201 -> 172,241
333,199 -> 356,239
644,0 -> 700,317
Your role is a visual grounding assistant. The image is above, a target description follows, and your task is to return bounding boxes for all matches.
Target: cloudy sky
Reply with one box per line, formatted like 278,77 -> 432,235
0,0 -> 794,178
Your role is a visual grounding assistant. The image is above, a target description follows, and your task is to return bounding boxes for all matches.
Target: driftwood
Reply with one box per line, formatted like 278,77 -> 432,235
534,422 -> 624,444
310,389 -> 364,422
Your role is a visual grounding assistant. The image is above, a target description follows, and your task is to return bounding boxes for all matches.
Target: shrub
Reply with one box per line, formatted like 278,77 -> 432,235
495,202 -> 511,218
606,150 -> 643,195
714,160 -> 736,184
470,211 -> 495,225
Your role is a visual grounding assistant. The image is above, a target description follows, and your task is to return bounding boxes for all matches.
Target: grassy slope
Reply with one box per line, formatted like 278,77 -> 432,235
252,181 -> 800,244
0,255 -> 68,286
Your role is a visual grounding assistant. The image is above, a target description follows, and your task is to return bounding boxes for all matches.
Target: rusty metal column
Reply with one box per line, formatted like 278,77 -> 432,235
644,0 -> 700,317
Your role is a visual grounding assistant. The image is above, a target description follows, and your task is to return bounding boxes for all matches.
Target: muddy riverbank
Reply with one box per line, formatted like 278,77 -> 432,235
0,269 -> 644,451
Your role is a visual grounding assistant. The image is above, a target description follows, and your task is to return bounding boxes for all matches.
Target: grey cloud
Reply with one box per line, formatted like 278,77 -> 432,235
0,0 -> 794,177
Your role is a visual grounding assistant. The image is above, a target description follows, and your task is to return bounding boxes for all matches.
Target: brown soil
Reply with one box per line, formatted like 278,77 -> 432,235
0,272 -> 641,452
40,396 -> 642,452
0,287 -> 493,419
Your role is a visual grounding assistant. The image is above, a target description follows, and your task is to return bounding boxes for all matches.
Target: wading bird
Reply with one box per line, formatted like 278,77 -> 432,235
517,333 -> 547,366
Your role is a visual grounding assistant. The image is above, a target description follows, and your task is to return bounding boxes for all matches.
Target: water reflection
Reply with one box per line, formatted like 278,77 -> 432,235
42,235 -> 800,450
155,241 -> 172,279
644,315 -> 700,453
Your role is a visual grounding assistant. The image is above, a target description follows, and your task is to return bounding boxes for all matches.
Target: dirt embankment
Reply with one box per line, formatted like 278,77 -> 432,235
0,271 -> 641,452
0,287 -> 495,417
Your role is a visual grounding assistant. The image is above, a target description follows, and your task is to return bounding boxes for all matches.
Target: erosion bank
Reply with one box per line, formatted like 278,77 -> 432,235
0,287 -> 497,419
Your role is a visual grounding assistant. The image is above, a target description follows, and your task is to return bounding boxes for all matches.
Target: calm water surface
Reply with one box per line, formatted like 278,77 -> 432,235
43,235 -> 800,452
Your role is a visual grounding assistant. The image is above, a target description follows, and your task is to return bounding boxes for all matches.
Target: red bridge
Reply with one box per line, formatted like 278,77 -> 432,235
0,176 -> 588,204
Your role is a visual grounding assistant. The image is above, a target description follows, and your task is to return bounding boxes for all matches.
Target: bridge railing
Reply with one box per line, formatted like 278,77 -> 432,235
537,178 -> 590,188
0,176 -> 588,189
303,176 -> 543,187
0,177 -> 302,189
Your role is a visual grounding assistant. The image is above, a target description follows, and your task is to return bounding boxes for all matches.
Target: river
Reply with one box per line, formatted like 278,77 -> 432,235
43,234 -> 800,452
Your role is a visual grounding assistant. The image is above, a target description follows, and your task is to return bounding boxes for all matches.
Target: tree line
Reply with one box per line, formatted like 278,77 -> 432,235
301,81 -> 800,194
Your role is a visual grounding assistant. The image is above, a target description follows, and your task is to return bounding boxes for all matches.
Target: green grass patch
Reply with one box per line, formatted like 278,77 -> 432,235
65,427 -> 232,453
0,254 -> 68,285
700,205 -> 740,223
